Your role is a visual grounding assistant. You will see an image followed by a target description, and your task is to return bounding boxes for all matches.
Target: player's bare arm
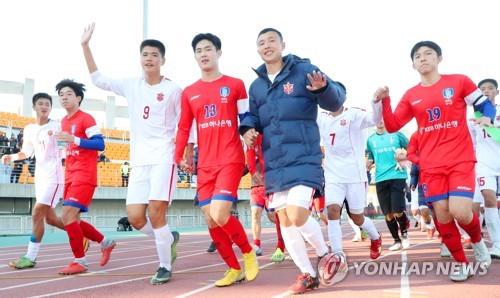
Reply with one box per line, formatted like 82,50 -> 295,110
373,86 -> 390,103
81,22 -> 98,74
306,70 -> 327,92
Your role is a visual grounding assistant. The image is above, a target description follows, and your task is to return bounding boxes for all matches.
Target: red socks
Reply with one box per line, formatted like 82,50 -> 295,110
79,220 -> 104,243
65,221 -> 85,258
438,220 -> 468,264
457,212 -> 482,244
254,239 -> 261,247
275,216 -> 285,251
221,216 -> 252,254
209,226 -> 240,270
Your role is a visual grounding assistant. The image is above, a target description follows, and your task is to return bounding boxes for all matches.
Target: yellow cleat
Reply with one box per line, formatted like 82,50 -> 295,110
243,249 -> 259,281
215,268 -> 245,287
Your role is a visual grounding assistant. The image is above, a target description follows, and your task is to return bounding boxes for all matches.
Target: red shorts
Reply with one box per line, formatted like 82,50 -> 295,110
63,181 -> 96,212
310,196 -> 325,213
420,161 -> 475,204
250,185 -> 274,212
197,163 -> 244,207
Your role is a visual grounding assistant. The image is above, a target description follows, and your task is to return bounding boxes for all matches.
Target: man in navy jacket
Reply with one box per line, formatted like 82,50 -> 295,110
239,28 -> 345,294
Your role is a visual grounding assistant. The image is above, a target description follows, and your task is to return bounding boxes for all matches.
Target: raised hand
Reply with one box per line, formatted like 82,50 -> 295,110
81,23 -> 95,46
373,86 -> 390,103
306,70 -> 327,91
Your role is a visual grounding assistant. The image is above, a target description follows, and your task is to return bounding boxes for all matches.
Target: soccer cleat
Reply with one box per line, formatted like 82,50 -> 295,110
489,245 -> 500,259
440,243 -> 451,258
151,267 -> 172,285
472,239 -> 492,269
370,235 -> 382,259
243,249 -> 259,281
253,244 -> 262,256
401,231 -> 410,249
100,239 -> 116,266
287,273 -> 320,295
83,237 -> 90,253
351,235 -> 363,242
207,241 -> 216,253
215,268 -> 245,287
449,263 -> 473,282
426,228 -> 435,240
9,256 -> 36,269
171,231 -> 180,265
463,238 -> 472,250
58,262 -> 88,275
389,241 -> 402,251
270,248 -> 285,263
360,229 -> 368,241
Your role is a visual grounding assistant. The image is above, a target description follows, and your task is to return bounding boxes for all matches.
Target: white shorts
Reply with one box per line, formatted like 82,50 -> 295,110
268,185 -> 315,211
36,183 -> 63,208
410,189 -> 419,211
126,164 -> 178,205
473,179 -> 484,204
325,182 -> 367,212
477,176 -> 500,192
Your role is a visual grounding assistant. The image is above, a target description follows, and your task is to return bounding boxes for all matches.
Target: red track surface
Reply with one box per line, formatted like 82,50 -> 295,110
0,221 -> 498,297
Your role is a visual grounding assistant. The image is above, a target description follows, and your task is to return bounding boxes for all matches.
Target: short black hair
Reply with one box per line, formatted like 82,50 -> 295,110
32,92 -> 52,106
257,28 -> 283,42
191,33 -> 222,52
140,39 -> 166,58
410,41 -> 442,61
478,78 -> 498,89
55,79 -> 86,106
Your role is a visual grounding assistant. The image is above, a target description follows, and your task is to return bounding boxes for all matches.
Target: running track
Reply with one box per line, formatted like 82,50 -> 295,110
0,221 -> 498,297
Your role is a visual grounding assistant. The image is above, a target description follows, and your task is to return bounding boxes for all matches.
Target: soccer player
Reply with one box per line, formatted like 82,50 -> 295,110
81,23 -> 184,284
317,82 -> 383,260
240,28 -> 346,294
366,123 -> 410,251
2,93 -> 89,269
54,79 -> 115,275
373,41 -> 493,281
469,78 -> 500,258
247,134 -> 286,262
175,33 -> 258,287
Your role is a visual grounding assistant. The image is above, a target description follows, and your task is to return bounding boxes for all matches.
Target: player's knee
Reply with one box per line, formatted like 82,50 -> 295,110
127,214 -> 146,229
326,204 -> 341,220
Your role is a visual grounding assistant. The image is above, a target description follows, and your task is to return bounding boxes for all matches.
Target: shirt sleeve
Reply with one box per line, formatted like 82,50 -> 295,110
90,70 -> 127,97
381,93 -> 414,133
174,91 -> 195,165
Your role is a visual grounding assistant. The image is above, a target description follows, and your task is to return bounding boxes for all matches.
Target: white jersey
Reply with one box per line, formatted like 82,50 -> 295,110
21,119 -> 64,185
317,102 -> 382,183
91,70 -> 190,167
470,105 -> 500,177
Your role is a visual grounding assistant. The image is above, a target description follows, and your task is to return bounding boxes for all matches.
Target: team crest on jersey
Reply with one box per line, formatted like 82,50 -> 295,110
220,87 -> 229,103
157,93 -> 164,101
47,130 -> 53,136
442,88 -> 454,99
340,119 -> 347,126
283,82 -> 294,95
71,125 -> 76,134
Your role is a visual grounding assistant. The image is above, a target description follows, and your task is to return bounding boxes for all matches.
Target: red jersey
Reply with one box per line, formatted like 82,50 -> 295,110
247,134 -> 265,186
175,75 -> 248,168
382,74 -> 480,170
62,110 -> 101,185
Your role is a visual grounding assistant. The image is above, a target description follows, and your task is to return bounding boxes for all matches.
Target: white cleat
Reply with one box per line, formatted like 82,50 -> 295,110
472,239 -> 492,269
401,232 -> 410,250
449,263 -> 473,282
389,241 -> 402,251
440,243 -> 451,258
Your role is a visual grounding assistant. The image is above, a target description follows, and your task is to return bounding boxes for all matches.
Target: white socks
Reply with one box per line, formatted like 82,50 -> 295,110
360,217 -> 380,240
139,218 -> 154,236
153,224 -> 174,270
25,241 -> 40,261
296,217 -> 329,257
327,219 -> 343,253
484,207 -> 500,245
281,225 -> 316,277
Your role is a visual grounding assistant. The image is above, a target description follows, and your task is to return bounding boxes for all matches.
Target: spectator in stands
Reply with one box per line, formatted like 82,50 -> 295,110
120,161 -> 130,187
11,159 -> 23,183
0,132 -> 9,149
17,129 -> 24,147
98,152 -> 108,163
9,133 -> 18,150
